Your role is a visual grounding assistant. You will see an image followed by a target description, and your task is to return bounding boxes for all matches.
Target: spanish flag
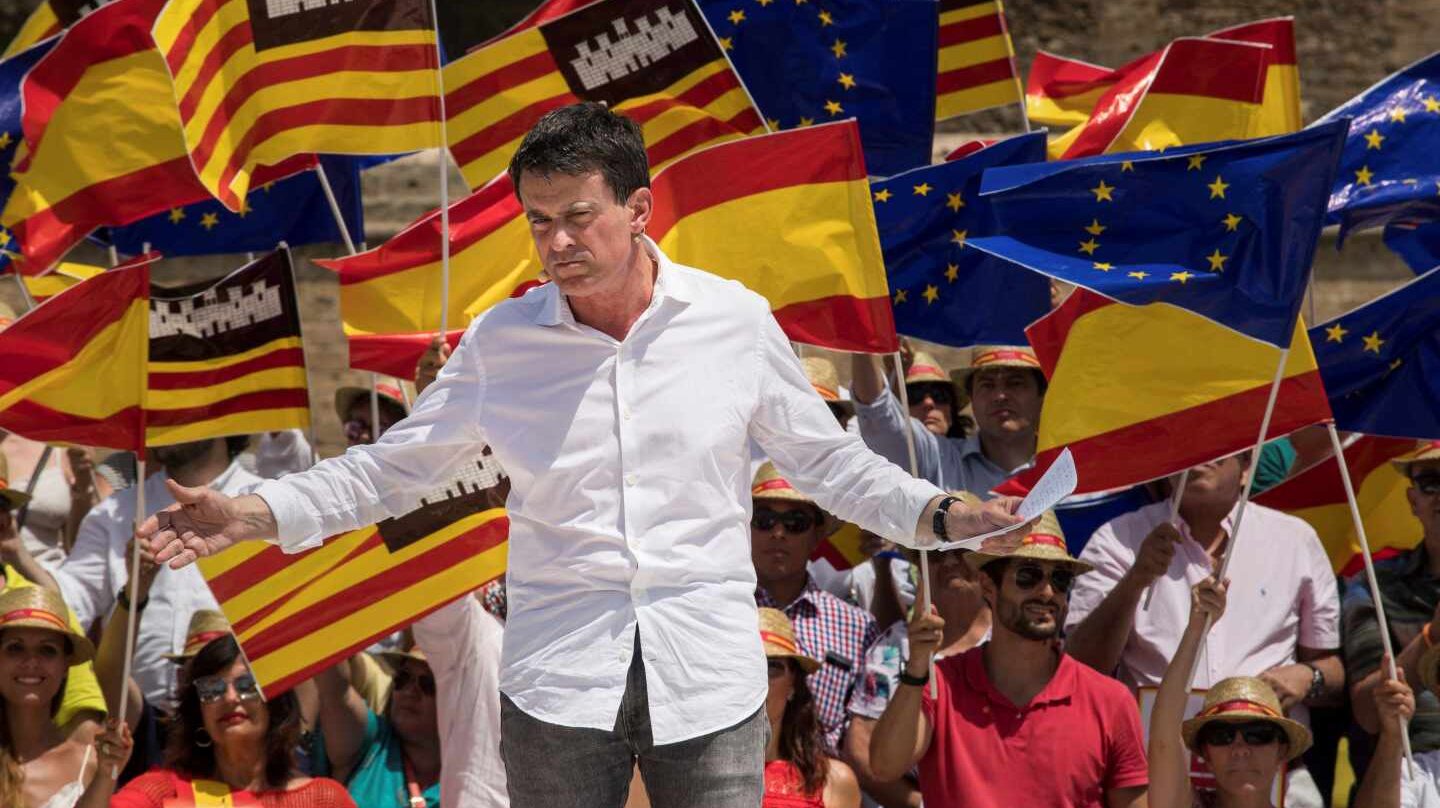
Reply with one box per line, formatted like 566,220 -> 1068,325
814,523 -> 866,571
1025,50 -> 1113,132
1255,436 -> 1418,575
1206,18 -> 1302,136
1,1 -> 63,59
649,120 -> 896,353
152,0 -> 442,210
198,450 -> 510,696
147,250 -> 310,446
1000,288 -> 1331,496
444,0 -> 763,189
0,259 -> 150,452
315,172 -> 541,362
20,261 -> 105,303
935,0 -> 1022,121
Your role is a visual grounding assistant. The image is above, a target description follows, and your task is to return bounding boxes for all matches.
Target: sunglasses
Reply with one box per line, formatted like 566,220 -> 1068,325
1197,720 -> 1284,748
1413,474 -> 1440,496
906,383 -> 955,406
752,508 -> 817,535
392,668 -> 436,697
766,659 -> 789,679
194,672 -> 262,705
1012,563 -> 1075,595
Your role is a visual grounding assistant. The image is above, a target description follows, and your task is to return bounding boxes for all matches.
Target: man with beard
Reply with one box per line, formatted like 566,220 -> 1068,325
1065,453 -> 1342,807
56,436 -> 258,712
868,517 -> 1148,806
850,347 -> 1043,495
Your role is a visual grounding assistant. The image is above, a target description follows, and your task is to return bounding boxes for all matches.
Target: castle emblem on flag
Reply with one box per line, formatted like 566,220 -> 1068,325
378,448 -> 510,552
150,280 -> 284,340
569,6 -> 699,91
544,0 -> 717,106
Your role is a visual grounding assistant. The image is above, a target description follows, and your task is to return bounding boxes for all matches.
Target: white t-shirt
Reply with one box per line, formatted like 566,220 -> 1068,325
1402,748 -> 1440,808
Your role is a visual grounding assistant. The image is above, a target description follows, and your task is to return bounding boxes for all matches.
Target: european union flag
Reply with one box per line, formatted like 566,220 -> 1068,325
1319,52 -> 1440,237
698,0 -> 936,176
0,38 -> 56,269
103,156 -> 362,257
969,121 -> 1349,348
871,131 -> 1049,347
1382,218 -> 1440,274
1311,266 -> 1440,440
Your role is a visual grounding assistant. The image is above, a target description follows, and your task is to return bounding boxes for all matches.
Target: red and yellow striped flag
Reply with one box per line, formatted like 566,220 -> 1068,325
21,261 -> 105,303
999,289 -> 1331,497
649,120 -> 895,353
152,0 -> 442,210
147,250 -> 310,446
935,0 -> 1022,121
1026,50 -> 1114,133
1256,436 -> 1419,575
198,451 -> 510,696
2,0 -> 63,59
444,0 -> 763,189
0,259 -> 150,451
1207,18 -> 1302,137
813,523 -> 866,571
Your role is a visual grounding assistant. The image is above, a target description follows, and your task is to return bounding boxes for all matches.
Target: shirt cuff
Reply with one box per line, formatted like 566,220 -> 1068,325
897,476 -> 945,550
255,480 -> 326,553
853,386 -> 899,418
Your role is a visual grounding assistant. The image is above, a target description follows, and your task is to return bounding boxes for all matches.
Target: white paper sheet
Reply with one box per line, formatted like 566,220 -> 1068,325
933,447 -> 1077,551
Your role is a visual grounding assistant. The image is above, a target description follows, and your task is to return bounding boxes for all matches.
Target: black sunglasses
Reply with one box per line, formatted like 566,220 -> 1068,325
393,668 -> 436,696
766,659 -> 789,679
752,508 -> 817,535
194,672 -> 262,704
906,382 -> 955,406
1197,720 -> 1284,748
1413,474 -> 1440,496
1012,563 -> 1075,594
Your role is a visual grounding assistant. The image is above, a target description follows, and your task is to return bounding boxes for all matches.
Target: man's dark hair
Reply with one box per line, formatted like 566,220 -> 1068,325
224,435 -> 250,462
507,102 -> 649,204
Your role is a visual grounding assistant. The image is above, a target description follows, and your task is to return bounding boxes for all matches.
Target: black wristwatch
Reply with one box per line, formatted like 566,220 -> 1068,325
932,496 -> 960,542
898,667 -> 930,688
1302,662 -> 1325,701
117,587 -> 148,613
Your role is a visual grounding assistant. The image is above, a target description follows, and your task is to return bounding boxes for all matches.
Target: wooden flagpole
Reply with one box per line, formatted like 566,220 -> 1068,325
314,162 -> 358,257
891,352 -> 936,696
425,0 -> 452,336
1142,468 -> 1188,611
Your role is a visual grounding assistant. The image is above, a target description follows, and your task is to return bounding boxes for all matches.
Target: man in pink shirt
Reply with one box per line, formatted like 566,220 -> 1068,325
1065,454 -> 1343,807
868,516 -> 1148,807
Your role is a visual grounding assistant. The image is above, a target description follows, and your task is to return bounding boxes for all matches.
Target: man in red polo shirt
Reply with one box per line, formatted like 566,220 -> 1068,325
869,515 -> 1148,807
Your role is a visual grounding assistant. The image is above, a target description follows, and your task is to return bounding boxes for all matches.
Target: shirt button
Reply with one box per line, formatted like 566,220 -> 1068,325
625,474 -> 638,486
622,406 -> 632,420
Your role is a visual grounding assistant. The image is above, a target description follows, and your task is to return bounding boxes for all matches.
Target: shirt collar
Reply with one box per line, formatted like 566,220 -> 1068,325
533,236 -> 692,328
756,575 -> 823,612
965,645 -> 1076,711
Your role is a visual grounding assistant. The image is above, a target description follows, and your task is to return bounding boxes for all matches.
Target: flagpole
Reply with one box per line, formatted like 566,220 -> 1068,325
113,451 -> 144,777
10,285 -> 48,534
892,351 -> 935,697
276,241 -> 322,465
1142,467 -> 1188,611
1327,423 -> 1415,770
370,373 -> 382,446
1184,346 -> 1290,691
10,272 -> 36,311
314,162 -> 358,257
425,0 -> 452,336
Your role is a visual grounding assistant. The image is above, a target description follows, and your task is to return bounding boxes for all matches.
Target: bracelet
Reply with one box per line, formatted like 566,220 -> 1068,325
932,496 -> 959,542
1301,662 -> 1325,701
898,668 -> 929,687
116,587 -> 148,613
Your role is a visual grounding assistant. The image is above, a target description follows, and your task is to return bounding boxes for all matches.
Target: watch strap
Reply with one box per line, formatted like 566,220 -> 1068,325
898,668 -> 930,687
932,496 -> 960,542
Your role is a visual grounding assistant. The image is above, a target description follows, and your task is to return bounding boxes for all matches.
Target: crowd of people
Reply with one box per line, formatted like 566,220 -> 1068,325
1,102 -> 1435,808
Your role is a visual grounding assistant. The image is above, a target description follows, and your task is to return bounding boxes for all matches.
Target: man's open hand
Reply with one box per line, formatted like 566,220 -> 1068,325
946,495 -> 1028,544
136,481 -> 275,568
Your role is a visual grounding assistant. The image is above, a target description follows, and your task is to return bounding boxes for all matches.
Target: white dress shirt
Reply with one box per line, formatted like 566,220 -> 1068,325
55,462 -> 261,708
258,240 -> 944,744
413,596 -> 508,807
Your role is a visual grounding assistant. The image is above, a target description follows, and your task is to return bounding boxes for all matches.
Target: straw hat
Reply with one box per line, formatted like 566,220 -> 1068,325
0,586 -> 95,664
0,452 -> 32,511
333,379 -> 408,426
965,508 -> 1091,574
803,357 -> 853,415
751,462 -> 842,537
951,345 -> 1044,393
1392,440 -> 1440,477
759,607 -> 820,674
1181,676 -> 1312,760
377,645 -> 428,668
163,610 -> 232,662
905,351 -> 950,385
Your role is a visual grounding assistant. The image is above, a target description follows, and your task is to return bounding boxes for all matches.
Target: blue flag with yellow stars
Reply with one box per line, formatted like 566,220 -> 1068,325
969,121 -> 1349,349
698,0 -> 937,176
1320,52 -> 1440,238
1382,218 -> 1440,274
872,131 -> 1049,347
1311,266 -> 1440,439
103,156 -> 363,257
0,38 -> 57,269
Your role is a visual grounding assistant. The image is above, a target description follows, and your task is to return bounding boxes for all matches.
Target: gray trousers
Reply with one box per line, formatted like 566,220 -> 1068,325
500,636 -> 767,808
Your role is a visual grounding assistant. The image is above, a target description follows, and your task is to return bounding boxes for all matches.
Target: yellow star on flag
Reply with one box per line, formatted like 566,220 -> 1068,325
1207,176 -> 1229,199
824,100 -> 843,116
1092,262 -> 1113,272
1170,271 -> 1195,284
1364,129 -> 1385,150
893,289 -> 908,304
0,132 -> 11,149
873,188 -> 892,203
757,0 -> 773,5
766,118 -> 779,130
799,116 -> 815,127
1091,180 -> 1115,202
1426,96 -> 1440,114
1362,331 -> 1385,353
1390,107 -> 1408,123
1205,249 -> 1228,272
830,39 -> 846,58
818,9 -> 833,25
200,212 -> 220,231
837,73 -> 855,89
1077,238 -> 1100,255
1355,165 -> 1374,186
923,284 -> 940,304
168,207 -> 186,224
1222,213 -> 1243,232
237,200 -> 252,218
1187,155 -> 1206,171
951,229 -> 967,247
946,192 -> 963,212
945,264 -> 959,282
1127,271 -> 1149,280
728,9 -> 745,23
1084,218 -> 1106,236
719,36 -> 733,50
913,182 -> 932,196
1325,323 -> 1348,343
1120,161 -> 1135,172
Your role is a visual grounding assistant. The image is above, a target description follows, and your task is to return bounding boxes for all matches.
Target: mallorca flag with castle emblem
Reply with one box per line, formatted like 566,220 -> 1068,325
444,0 -> 763,189
970,121 -> 1348,348
198,449 -> 510,696
152,0 -> 443,210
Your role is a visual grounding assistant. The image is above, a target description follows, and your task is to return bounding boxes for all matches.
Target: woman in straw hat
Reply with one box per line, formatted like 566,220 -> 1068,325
0,586 -> 131,808
759,608 -> 860,808
1150,576 -> 1312,808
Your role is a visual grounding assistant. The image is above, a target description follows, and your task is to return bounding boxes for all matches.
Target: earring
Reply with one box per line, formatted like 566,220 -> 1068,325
633,231 -> 643,242
195,729 -> 213,748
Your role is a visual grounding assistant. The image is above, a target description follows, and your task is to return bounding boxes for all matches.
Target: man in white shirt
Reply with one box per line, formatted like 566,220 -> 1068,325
57,436 -> 258,710
138,102 -> 1020,808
